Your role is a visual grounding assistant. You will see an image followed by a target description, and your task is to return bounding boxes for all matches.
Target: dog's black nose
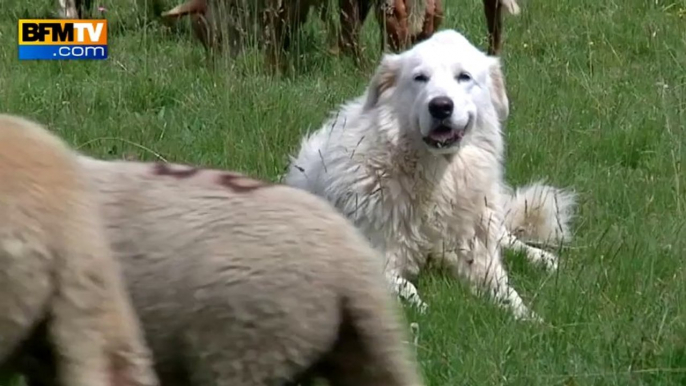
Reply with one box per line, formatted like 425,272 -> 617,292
428,96 -> 454,119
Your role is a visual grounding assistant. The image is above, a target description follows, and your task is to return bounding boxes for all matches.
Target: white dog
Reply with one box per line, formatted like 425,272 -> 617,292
283,29 -> 576,320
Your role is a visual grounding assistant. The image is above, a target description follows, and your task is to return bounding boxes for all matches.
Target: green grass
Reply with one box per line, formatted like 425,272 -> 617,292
3,0 -> 686,385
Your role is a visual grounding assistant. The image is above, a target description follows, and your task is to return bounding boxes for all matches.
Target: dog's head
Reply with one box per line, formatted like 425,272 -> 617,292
363,29 -> 509,155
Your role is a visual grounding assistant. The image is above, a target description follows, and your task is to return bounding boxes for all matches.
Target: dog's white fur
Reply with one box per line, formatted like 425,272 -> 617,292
283,29 -> 576,320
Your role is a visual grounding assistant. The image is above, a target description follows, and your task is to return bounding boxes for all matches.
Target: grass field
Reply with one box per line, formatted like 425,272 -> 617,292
2,0 -> 686,385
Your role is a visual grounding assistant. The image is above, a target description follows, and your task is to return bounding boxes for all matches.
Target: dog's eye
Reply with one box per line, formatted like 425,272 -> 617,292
413,74 -> 430,82
456,72 -> 472,82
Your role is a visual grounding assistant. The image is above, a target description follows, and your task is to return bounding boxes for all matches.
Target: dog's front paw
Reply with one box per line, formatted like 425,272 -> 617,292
395,294 -> 429,313
537,249 -> 559,271
387,272 -> 428,313
524,311 -> 545,324
402,290 -> 429,314
416,300 -> 429,314
513,307 -> 544,323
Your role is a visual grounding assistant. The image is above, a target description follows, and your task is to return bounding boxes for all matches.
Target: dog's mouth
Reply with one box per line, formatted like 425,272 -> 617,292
422,122 -> 468,149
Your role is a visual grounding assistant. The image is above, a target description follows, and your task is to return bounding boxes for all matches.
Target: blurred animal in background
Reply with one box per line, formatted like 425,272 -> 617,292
379,0 -> 444,51
336,0 -> 444,62
55,0 -> 169,20
58,0 -> 521,69
338,0 -> 521,60
160,0 -> 213,49
160,0 -> 326,71
86,0 -> 520,69
57,0 -> 92,18
159,0 -> 442,68
483,0 -> 521,55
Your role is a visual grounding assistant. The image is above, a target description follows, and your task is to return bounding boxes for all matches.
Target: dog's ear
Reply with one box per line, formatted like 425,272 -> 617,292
363,53 -> 401,111
487,57 -> 510,122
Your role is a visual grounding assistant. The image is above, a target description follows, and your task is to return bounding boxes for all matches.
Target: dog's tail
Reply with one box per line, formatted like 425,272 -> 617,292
501,181 -> 576,246
161,0 -> 206,19
500,0 -> 521,16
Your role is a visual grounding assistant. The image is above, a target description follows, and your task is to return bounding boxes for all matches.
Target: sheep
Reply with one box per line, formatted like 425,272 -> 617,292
160,0 -> 324,72
56,0 -> 90,18
0,114 -> 159,386
339,0 -> 522,58
7,114 -> 427,386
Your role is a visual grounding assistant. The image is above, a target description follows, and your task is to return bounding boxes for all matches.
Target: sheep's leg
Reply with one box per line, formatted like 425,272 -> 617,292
483,0 -> 502,55
319,0 -> 340,54
57,0 -> 79,18
0,241 -> 53,361
339,0 -> 373,63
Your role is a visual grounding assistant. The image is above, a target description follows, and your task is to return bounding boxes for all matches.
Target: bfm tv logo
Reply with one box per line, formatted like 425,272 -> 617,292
18,20 -> 108,61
